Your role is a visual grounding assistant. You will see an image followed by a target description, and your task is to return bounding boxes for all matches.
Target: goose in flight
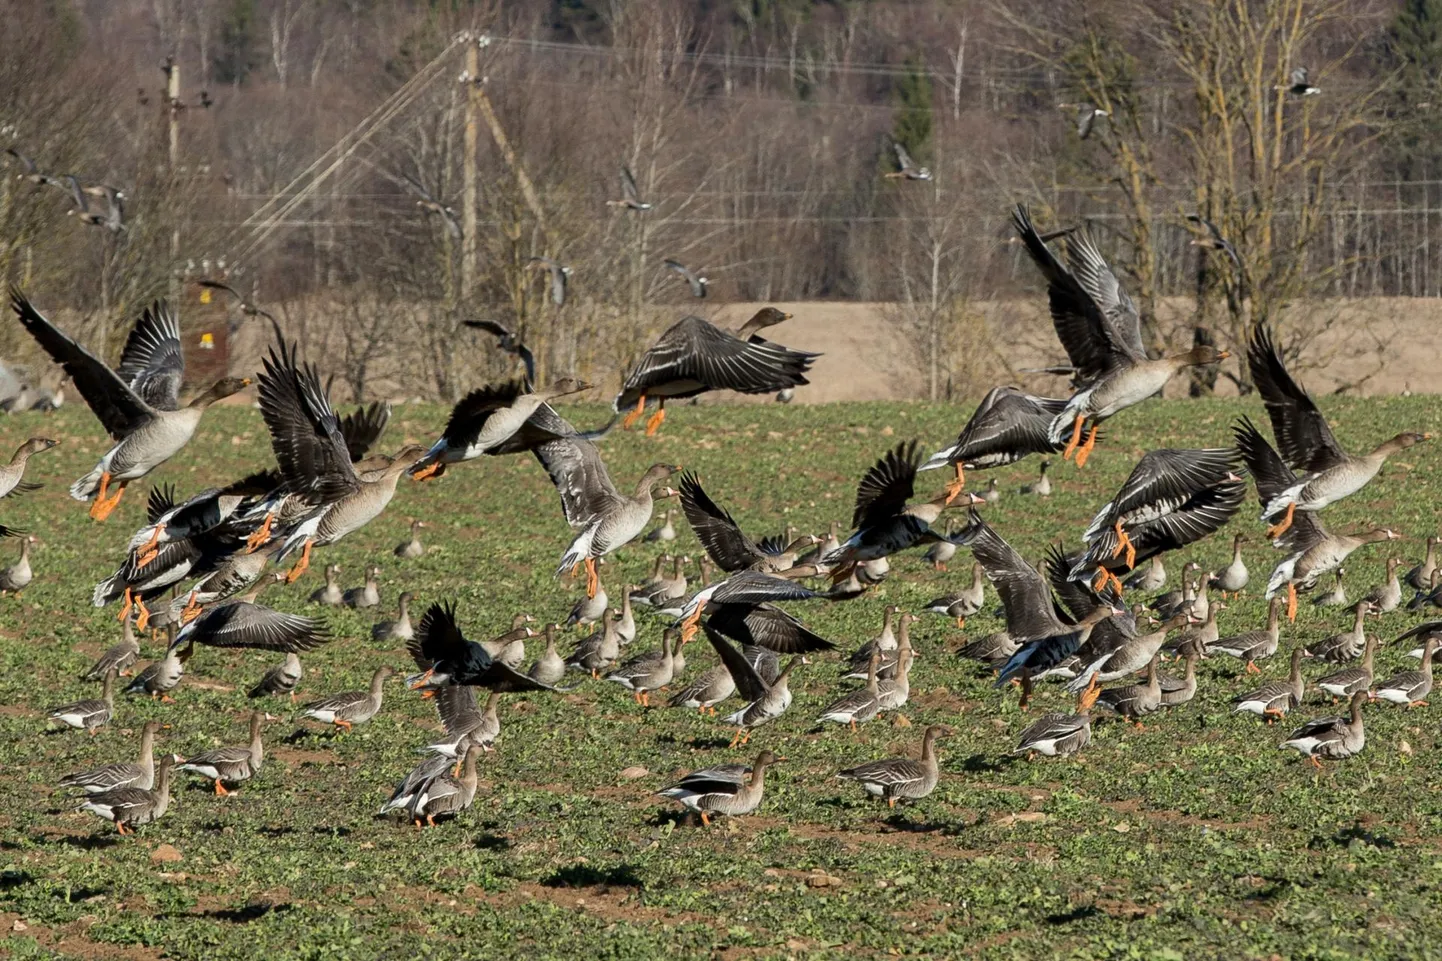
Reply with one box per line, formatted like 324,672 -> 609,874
528,256 -> 571,307
608,165 -> 652,211
663,259 -> 708,298
886,141 -> 932,181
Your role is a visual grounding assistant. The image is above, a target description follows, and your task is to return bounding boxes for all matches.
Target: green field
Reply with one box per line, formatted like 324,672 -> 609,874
1,396 -> 1441,960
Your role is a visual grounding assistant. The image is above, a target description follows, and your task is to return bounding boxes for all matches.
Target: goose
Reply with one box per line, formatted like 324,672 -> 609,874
1151,562 -> 1200,619
1247,322 -> 1428,538
59,721 -> 162,794
615,589 -> 636,645
78,754 -> 175,834
83,618 -> 141,680
606,630 -> 679,706
301,666 -> 393,731
1281,692 -> 1366,768
614,309 -> 817,436
924,562 -> 986,628
702,622 -> 800,746
1361,558 -> 1403,614
674,569 -> 830,656
168,577 -> 329,661
255,340 -> 424,582
1021,459 -> 1053,496
123,470 -> 277,566
405,744 -> 483,827
1306,601 -> 1373,663
1279,66 -> 1321,97
423,688 -> 501,763
407,378 -> 591,480
679,473 -> 820,574
658,750 -> 781,826
1014,678 -> 1101,757
407,602 -> 561,696
662,258 -> 709,298
1095,656 -> 1163,728
343,565 -> 381,609
1210,597 -> 1282,673
125,643 -> 185,702
1124,555 -> 1165,592
177,711 -> 267,795
817,652 -> 882,731
837,726 -> 950,808
1012,206 -> 1227,468
644,508 -> 676,542
1068,613 -> 1188,692
527,625 -> 567,687
1373,638 -> 1434,708
1232,648 -> 1306,722
0,534 -> 35,594
1213,534 -> 1249,598
1315,635 -> 1378,702
481,614 -> 534,669
1158,652 -> 1200,708
922,530 -> 957,571
957,630 -> 1020,666
1165,601 -> 1223,659
565,612 -> 622,677
1406,536 -> 1438,592
0,436 -> 57,498
394,520 -> 426,558
1312,569 -> 1348,608
1407,569 -> 1442,611
846,606 -> 899,673
372,592 -> 415,643
566,571 -> 609,628
10,291 -> 251,520
309,564 -> 344,606
1236,418 -> 1399,621
249,652 -> 303,701
875,630 -> 916,711
631,555 -> 688,608
49,670 -> 116,732
527,256 -> 571,306
846,612 -> 919,682
886,141 -> 932,180
608,165 -> 651,211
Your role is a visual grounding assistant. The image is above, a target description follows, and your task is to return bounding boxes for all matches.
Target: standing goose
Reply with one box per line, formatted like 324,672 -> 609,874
59,721 -> 162,794
566,570 -> 609,628
78,754 -> 175,834
615,589 -> 637,645
1316,635 -> 1378,702
1022,459 -> 1053,497
615,310 -> 818,436
1362,558 -> 1403,614
301,667 -> 393,731
1158,652 -> 1200,708
817,652 -> 883,731
1236,418 -> 1399,621
1152,561 -> 1200,619
837,725 -> 951,808
1015,679 -> 1102,758
256,339 -> 424,582
847,606 -> 899,673
249,652 -> 303,701
1282,692 -> 1366,768
1233,648 -> 1306,722
846,612 -> 918,682
1124,555 -> 1166,592
1096,655 -> 1163,728
1307,601 -> 1373,663
702,623 -> 800,746
923,528 -> 957,571
668,660 -> 737,714
1012,206 -> 1227,468
1166,600 -> 1223,659
1406,537 -> 1438,592
343,565 -> 381,609
407,378 -> 590,480
1373,638 -> 1435,708
481,616 -> 534,671
125,643 -> 185,702
1312,569 -> 1349,608
83,618 -> 141,680
0,436 -> 57,498
9,291 -> 251,519
920,387 -> 1068,500
566,612 -> 622,677
1070,448 -> 1245,591
631,555 -> 688,608
957,630 -> 1020,666
657,749 -> 780,826
0,534 -> 35,594
529,405 -> 678,597
1247,323 -> 1429,538
1211,597 -> 1283,673
49,670 -> 116,732
372,592 -> 415,643
394,520 -> 426,558
924,563 -> 986,628
1213,534 -> 1250,599
178,711 -> 266,795
824,440 -> 984,578
1407,569 -> 1442,611
875,628 -> 916,711
527,624 -> 567,686
606,630 -> 679,706
953,509 -> 1122,699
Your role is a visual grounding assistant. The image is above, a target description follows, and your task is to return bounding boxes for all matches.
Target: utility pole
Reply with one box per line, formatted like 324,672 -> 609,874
461,38 -> 479,301
166,58 -> 182,274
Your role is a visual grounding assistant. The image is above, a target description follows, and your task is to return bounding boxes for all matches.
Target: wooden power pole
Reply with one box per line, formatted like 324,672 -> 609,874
167,59 -> 182,270
461,40 -> 479,301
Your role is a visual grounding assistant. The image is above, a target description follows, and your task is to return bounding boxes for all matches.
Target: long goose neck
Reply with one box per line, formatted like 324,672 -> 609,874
397,595 -> 411,624
370,671 -> 388,697
138,726 -> 156,764
1353,605 -> 1367,633
1361,637 -> 1376,671
1289,650 -> 1303,684
896,615 -> 911,650
880,607 -> 894,635
462,749 -> 480,786
102,672 -> 114,704
1423,643 -> 1436,675
920,730 -> 940,765
970,563 -> 984,591
484,692 -> 500,721
1266,601 -> 1279,634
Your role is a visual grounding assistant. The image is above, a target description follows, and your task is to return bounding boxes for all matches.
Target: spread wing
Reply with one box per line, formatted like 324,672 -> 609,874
531,427 -> 622,531
1066,232 -> 1147,363
1247,324 -> 1347,474
1012,206 -> 1141,382
619,317 -> 815,400
944,386 -> 1068,466
892,141 -> 915,171
256,340 -> 359,502
9,287 -> 154,438
852,440 -> 919,530
620,165 -> 642,204
954,508 -> 1067,641
115,302 -> 184,410
338,401 -> 391,463
179,602 -> 329,652
678,472 -> 765,572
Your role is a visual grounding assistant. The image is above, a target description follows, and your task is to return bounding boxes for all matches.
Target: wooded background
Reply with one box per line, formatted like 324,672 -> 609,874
3,0 -> 1441,402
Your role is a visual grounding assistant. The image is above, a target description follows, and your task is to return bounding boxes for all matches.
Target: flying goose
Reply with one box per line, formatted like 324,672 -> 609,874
408,378 -> 590,480
662,258 -> 708,298
608,165 -> 652,211
886,141 -> 932,180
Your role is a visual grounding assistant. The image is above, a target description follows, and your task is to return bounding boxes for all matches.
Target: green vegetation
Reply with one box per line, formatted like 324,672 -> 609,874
1,396 -> 1440,959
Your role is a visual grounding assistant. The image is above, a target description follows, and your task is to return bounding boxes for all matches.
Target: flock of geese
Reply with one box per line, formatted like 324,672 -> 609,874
3,202 -> 1438,837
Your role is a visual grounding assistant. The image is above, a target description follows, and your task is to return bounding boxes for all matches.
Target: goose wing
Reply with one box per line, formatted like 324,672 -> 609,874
954,508 -> 1067,640
619,316 -> 815,402
678,472 -> 765,572
1247,324 -> 1347,473
115,302 -> 184,410
257,340 -> 360,502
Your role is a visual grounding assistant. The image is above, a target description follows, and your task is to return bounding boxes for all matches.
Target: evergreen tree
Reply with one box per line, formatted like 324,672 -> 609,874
1386,0 -> 1442,179
890,54 -> 933,166
213,0 -> 258,86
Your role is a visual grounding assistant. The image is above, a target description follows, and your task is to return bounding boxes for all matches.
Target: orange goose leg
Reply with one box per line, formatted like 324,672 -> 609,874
1267,503 -> 1296,540
285,539 -> 314,584
1074,425 -> 1100,469
1286,583 -> 1298,623
584,558 -> 598,598
135,526 -> 163,567
244,513 -> 275,553
943,463 -> 966,505
91,479 -> 127,521
644,400 -> 667,437
622,394 -> 647,430
1061,416 -> 1085,461
134,598 -> 152,632
88,472 -> 112,521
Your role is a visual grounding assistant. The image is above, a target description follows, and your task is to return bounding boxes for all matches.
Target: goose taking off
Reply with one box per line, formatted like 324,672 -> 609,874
408,378 -> 590,480
463,319 -> 536,385
920,385 -> 1069,500
9,290 -> 251,520
615,309 -> 818,436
